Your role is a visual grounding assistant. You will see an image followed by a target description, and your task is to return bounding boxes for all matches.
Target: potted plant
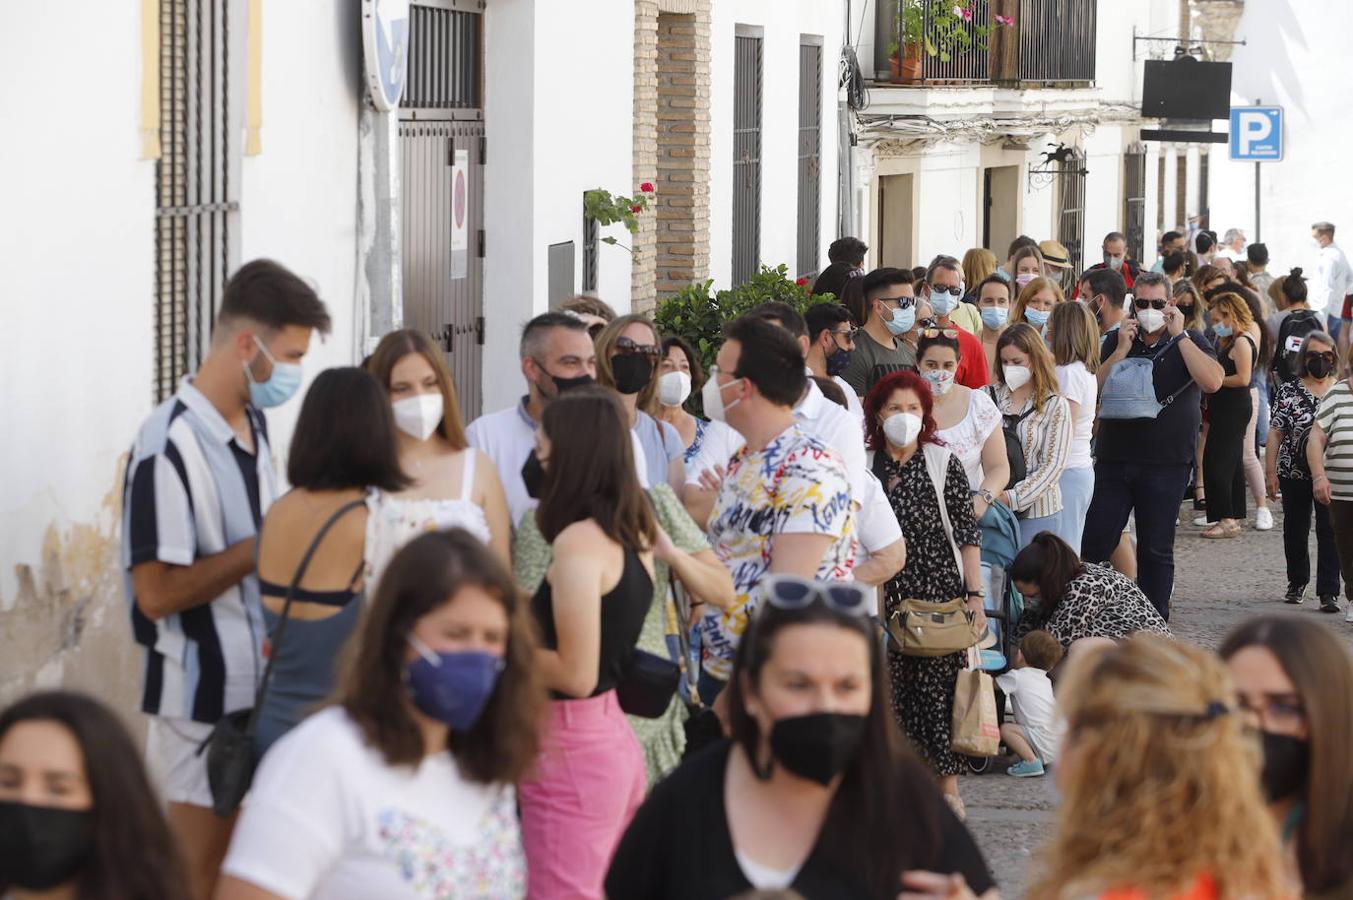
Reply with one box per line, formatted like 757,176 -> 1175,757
887,0 -> 924,82
887,0 -> 1013,82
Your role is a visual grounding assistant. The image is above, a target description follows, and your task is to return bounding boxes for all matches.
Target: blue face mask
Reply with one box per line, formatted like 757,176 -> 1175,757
405,637 -> 505,731
880,301 -> 916,336
1024,308 -> 1051,328
980,306 -> 1009,329
244,337 -> 303,408
929,287 -> 962,316
1213,322 -> 1233,338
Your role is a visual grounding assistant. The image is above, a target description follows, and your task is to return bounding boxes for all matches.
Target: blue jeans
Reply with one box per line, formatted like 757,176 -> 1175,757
1328,314 -> 1343,341
1055,466 -> 1095,555
1018,513 -> 1060,549
1081,461 -> 1192,621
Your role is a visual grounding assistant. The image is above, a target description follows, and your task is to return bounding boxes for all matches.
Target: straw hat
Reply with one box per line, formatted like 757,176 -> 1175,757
1039,240 -> 1072,269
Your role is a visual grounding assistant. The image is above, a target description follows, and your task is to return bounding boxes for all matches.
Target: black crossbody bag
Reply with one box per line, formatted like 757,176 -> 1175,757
199,498 -> 366,818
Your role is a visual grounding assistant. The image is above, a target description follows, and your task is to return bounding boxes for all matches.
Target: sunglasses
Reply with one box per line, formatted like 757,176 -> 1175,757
919,326 -> 960,340
761,575 -> 872,618
1306,351 -> 1337,366
1133,298 -> 1168,311
614,335 -> 661,357
830,326 -> 858,339
930,285 -> 964,298
877,295 -> 916,310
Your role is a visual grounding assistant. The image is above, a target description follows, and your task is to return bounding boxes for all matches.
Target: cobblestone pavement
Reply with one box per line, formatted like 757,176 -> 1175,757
961,501 -> 1353,897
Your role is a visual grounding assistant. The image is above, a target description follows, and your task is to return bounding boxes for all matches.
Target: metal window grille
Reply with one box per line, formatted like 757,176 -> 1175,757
732,33 -> 763,286
923,0 -> 991,82
1156,152 -> 1166,233
1197,150 -> 1210,231
1123,144 -> 1147,263
1175,153 -> 1187,230
401,1 -> 482,111
1057,148 -> 1087,275
154,0 -> 237,403
796,42 -> 822,279
1017,0 -> 1096,83
582,210 -> 598,293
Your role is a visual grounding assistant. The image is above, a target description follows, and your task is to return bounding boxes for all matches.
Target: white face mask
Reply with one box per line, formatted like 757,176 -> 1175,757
701,367 -> 743,423
658,370 -> 692,408
882,412 -> 923,448
392,393 -> 444,441
1137,307 -> 1166,334
1003,364 -> 1033,391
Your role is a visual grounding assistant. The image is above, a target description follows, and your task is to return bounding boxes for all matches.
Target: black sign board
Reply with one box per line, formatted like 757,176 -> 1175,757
1142,56 -> 1232,120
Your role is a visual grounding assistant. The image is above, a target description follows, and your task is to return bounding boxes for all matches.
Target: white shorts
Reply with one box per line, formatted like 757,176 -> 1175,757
144,715 -> 215,808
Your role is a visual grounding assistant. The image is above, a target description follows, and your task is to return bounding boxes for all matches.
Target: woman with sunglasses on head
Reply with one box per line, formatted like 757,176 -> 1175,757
1010,275 -> 1064,334
606,582 -> 996,899
1048,302 -> 1100,554
0,691 -> 189,900
365,330 -> 512,580
863,370 -> 987,816
990,323 -> 1073,548
218,530 -> 544,900
559,295 -> 617,338
917,326 -> 1010,521
1266,332 -> 1340,608
1194,292 -> 1258,539
595,315 -> 686,494
657,335 -> 710,465
1220,616 -> 1353,899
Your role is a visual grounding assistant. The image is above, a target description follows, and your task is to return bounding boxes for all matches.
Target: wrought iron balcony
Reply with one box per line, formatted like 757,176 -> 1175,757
873,0 -> 1096,87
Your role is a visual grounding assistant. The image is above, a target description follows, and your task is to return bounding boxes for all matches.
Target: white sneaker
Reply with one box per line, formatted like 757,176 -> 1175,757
1345,605 -> 1353,624
1255,507 -> 1274,531
1193,514 -> 1211,526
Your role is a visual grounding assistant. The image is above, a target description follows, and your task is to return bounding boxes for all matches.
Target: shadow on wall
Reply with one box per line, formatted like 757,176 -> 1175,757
0,457 -> 144,744
1234,0 -> 1307,122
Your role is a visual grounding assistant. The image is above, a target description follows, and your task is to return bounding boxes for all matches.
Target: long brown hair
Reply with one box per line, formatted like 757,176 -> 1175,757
365,329 -> 469,449
995,322 -> 1060,412
1220,617 -> 1353,893
595,314 -> 662,416
1049,300 -> 1100,374
536,387 -> 657,550
336,529 -> 543,782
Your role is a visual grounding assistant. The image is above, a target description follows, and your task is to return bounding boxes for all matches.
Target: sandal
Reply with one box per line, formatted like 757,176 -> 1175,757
1201,523 -> 1238,539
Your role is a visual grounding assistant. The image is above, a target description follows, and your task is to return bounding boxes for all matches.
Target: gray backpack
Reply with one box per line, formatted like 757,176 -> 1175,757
1099,334 -> 1186,420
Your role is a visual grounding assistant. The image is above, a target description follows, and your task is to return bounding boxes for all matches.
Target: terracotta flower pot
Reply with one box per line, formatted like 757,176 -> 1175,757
902,41 -> 923,82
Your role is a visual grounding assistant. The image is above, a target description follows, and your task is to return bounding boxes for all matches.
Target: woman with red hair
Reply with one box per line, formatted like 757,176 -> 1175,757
864,369 -> 988,819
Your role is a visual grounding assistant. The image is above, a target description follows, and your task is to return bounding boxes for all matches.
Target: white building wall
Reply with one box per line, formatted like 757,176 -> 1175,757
1206,0 -> 1353,278
708,0 -> 844,288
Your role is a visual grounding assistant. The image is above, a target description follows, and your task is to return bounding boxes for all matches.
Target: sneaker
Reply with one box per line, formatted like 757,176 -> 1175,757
1193,514 -> 1212,527
1255,508 -> 1274,531
1284,585 -> 1306,605
1346,605 -> 1353,624
1319,595 -> 1341,614
1008,759 -> 1046,778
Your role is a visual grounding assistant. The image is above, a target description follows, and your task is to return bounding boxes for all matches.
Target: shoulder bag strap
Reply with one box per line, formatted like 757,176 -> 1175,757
246,497 -> 367,733
1154,332 -> 1194,409
922,443 -> 965,579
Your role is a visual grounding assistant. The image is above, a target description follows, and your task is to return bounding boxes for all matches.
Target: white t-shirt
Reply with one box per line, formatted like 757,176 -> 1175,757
936,388 -> 1003,491
856,471 -> 903,555
995,667 -> 1062,765
1055,362 -> 1096,470
222,707 -> 526,900
832,374 -> 865,426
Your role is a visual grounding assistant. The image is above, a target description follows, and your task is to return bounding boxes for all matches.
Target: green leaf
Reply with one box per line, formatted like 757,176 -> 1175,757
601,236 -> 618,246
925,35 -> 937,56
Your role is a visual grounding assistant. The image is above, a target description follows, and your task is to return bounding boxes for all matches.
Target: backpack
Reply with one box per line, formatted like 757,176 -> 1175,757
1276,309 -> 1324,382
1098,334 -> 1188,421
986,386 -> 1033,490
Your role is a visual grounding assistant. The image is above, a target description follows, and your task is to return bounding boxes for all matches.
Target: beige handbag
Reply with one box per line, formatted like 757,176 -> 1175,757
951,653 -> 1001,757
885,444 -> 983,657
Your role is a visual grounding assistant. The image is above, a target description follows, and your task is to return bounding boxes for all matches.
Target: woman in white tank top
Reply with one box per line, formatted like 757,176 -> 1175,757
364,331 -> 512,589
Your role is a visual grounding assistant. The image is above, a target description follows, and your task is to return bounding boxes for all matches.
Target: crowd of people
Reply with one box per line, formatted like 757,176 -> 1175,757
2,226 -> 1353,898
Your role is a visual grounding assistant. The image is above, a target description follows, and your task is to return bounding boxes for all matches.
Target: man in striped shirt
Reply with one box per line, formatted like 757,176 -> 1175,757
122,259 -> 330,898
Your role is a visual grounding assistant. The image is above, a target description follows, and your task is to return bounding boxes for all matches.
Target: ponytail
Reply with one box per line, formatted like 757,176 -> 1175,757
1010,532 -> 1084,617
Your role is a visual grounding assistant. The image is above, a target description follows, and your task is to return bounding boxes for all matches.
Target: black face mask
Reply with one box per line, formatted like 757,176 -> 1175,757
611,354 -> 654,395
1307,357 -> 1334,379
0,801 -> 94,891
1260,731 -> 1309,802
548,372 -> 593,396
1176,302 -> 1196,319
826,346 -> 854,377
521,451 -> 549,500
757,712 -> 867,786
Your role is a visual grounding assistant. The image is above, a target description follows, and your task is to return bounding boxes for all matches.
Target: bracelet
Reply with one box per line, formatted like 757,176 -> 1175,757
965,590 -> 985,599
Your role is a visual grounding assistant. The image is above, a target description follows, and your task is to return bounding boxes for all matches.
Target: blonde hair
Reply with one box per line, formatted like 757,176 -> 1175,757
1027,635 -> 1286,900
995,322 -> 1060,412
1049,301 -> 1100,374
594,314 -> 661,415
962,248 -> 998,286
1172,280 -> 1205,331
1011,276 -> 1066,327
1209,291 -> 1255,334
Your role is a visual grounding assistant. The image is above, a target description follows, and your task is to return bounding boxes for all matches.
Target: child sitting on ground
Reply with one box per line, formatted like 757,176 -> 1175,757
996,629 -> 1064,777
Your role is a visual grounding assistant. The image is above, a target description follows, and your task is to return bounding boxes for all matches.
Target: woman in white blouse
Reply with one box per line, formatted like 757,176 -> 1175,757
365,330 -> 512,584
918,327 -> 1011,521
1048,301 -> 1100,554
218,529 -> 545,900
989,323 -> 1073,547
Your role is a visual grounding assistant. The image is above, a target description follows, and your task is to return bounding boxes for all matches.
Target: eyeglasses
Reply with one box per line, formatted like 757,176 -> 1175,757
919,326 -> 960,340
761,575 -> 872,618
877,295 -> 916,310
829,327 -> 858,339
1306,351 -> 1336,366
614,335 -> 661,357
1133,298 -> 1168,310
1237,696 -> 1305,731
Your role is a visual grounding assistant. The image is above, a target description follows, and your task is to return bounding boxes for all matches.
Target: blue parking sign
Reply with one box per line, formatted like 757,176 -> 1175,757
1229,107 -> 1283,161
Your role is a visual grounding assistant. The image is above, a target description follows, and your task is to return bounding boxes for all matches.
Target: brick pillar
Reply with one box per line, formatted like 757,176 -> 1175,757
632,2 -> 659,311
653,2 -> 711,300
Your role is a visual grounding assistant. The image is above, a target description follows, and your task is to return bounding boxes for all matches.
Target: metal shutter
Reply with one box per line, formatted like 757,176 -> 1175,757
732,33 -> 762,286
796,42 -> 822,279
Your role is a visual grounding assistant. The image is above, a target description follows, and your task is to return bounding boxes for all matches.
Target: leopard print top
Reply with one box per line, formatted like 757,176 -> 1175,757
1014,563 -> 1172,649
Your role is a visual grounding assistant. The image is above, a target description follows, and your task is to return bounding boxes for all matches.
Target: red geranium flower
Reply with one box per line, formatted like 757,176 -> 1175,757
795,277 -> 809,286
631,204 -> 643,213
640,182 -> 655,193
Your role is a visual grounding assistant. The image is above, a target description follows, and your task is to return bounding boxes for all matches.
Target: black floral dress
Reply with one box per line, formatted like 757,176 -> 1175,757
880,448 -> 982,777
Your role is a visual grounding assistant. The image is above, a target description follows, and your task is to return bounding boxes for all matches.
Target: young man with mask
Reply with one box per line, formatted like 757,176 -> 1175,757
920,255 -> 988,388
694,315 -> 857,701
840,267 -> 918,398
804,301 -> 864,422
1081,272 -> 1223,621
122,260 -> 330,899
466,312 -> 601,526
1079,266 -> 1128,348
1075,232 -> 1139,297
1150,230 -> 1188,273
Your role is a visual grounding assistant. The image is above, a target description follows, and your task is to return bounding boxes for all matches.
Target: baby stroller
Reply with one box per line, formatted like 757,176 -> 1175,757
964,501 -> 1024,774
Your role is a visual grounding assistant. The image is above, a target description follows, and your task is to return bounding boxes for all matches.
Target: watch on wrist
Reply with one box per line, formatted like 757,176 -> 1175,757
966,590 -> 985,599
972,488 -> 996,505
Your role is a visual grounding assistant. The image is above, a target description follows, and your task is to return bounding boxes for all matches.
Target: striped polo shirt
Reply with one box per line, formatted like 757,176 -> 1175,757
1316,381 -> 1353,500
121,379 -> 278,724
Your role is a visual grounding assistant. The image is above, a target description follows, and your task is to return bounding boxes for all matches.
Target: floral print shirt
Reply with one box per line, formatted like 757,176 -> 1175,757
1269,378 -> 1323,480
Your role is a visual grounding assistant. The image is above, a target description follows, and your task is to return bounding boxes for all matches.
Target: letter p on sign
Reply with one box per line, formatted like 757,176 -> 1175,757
1229,107 -> 1283,162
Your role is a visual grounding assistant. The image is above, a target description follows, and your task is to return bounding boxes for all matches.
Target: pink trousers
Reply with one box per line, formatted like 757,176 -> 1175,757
519,690 -> 646,899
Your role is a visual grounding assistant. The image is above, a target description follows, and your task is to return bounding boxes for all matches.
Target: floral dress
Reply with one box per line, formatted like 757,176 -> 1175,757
513,483 -> 708,785
1269,378 -> 1321,481
880,448 -> 982,777
683,417 -> 709,466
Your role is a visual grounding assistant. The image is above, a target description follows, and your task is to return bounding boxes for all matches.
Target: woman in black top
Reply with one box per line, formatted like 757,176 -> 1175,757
1198,292 -> 1258,538
606,584 -> 995,899
518,386 -> 658,899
